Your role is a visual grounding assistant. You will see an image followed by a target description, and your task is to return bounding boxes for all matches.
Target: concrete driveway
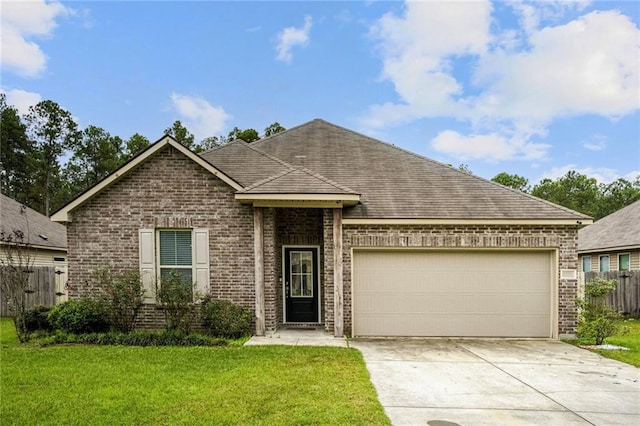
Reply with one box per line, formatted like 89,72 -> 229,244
350,339 -> 640,426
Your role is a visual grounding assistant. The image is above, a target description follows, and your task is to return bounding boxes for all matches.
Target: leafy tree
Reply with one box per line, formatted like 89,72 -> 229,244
577,277 -> 621,345
64,126 -> 123,195
200,135 -> 227,151
491,172 -> 530,192
0,94 -> 34,204
121,133 -> 150,162
164,120 -> 195,150
595,178 -> 640,219
531,171 -> 600,217
227,126 -> 260,143
0,228 -> 35,342
264,122 -> 286,137
457,164 -> 472,174
25,100 -> 80,216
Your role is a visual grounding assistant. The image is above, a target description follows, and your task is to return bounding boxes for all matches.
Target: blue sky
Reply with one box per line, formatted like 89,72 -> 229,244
1,0 -> 638,185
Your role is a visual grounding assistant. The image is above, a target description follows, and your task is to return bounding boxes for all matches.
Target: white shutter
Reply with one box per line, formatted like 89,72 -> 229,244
193,228 -> 210,299
139,229 -> 156,303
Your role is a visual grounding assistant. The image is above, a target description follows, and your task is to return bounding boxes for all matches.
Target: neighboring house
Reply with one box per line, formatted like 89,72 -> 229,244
1,194 -> 68,308
578,199 -> 640,273
1,193 -> 67,267
52,119 -> 591,338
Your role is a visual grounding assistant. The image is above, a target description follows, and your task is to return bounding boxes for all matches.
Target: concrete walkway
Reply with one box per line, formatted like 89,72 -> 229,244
349,339 -> 640,426
244,326 -> 348,347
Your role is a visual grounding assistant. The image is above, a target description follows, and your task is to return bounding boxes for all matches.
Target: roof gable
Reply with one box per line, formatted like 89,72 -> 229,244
1,194 -> 67,250
579,200 -> 640,252
51,136 -> 242,222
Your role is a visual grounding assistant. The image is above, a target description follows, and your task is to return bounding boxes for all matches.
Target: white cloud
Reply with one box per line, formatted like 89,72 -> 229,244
539,164 -> 623,184
364,1 -> 639,163
0,0 -> 72,77
170,93 -> 231,141
1,88 -> 42,115
582,134 -> 607,151
275,15 -> 312,63
431,130 -> 549,162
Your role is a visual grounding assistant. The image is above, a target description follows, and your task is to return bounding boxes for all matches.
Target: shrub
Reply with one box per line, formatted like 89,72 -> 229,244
201,298 -> 252,338
577,277 -> 620,345
48,299 -> 109,334
24,305 -> 54,332
93,267 -> 145,332
36,330 -> 225,347
156,271 -> 198,334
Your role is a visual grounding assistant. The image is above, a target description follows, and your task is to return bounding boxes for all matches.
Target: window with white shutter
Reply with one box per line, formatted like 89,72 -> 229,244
139,228 -> 210,302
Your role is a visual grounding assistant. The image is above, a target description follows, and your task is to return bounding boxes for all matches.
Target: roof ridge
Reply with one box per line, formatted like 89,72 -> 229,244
309,120 -> 591,220
242,141 -> 297,169
294,166 -> 359,194
240,168 -> 297,193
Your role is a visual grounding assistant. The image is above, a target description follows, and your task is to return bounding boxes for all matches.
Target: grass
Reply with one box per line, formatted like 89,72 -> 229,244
0,318 -> 389,425
567,318 -> 640,367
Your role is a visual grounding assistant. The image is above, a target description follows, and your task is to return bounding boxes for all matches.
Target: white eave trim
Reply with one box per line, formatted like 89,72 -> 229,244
342,218 -> 593,226
579,244 -> 640,254
235,193 -> 360,208
51,137 -> 242,222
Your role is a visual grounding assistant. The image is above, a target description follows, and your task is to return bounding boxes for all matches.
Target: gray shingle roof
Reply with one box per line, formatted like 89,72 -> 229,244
1,194 -> 67,250
578,200 -> 640,252
239,167 -> 359,195
232,119 -> 589,220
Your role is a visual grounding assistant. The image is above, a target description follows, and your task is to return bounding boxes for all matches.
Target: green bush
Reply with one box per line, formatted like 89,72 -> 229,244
577,277 -> 620,345
201,298 -> 252,338
93,267 -> 145,333
48,299 -> 109,334
156,271 -> 197,334
36,330 -> 225,347
24,305 -> 54,332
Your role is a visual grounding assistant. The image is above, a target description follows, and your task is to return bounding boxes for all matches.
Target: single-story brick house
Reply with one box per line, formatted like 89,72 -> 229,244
52,119 -> 591,338
578,199 -> 640,273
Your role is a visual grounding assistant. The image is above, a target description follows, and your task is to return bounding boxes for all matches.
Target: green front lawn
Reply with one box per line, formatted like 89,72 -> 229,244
568,319 -> 640,367
0,318 -> 389,425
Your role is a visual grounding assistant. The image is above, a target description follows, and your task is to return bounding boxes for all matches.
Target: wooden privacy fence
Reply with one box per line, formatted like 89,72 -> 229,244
0,266 -> 68,316
580,270 -> 640,318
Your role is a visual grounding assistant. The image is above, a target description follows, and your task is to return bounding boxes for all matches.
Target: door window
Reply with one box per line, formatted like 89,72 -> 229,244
290,251 -> 313,297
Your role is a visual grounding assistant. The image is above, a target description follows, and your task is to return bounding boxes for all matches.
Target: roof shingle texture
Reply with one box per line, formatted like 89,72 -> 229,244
578,200 -> 640,252
202,119 -> 590,220
1,194 -> 67,249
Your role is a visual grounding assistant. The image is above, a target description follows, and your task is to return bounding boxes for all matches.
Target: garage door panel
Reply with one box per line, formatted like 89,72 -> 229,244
353,250 -> 553,337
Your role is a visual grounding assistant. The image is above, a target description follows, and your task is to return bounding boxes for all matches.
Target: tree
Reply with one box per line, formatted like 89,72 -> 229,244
264,122 -> 286,137
64,126 -> 123,196
200,136 -> 226,151
25,100 -> 80,216
0,94 -> 33,205
595,178 -> 640,219
491,172 -> 530,192
577,277 -> 620,345
227,126 -> 260,143
121,133 -> 150,162
0,227 -> 35,343
531,171 -> 600,217
457,164 -> 472,174
164,120 -> 195,150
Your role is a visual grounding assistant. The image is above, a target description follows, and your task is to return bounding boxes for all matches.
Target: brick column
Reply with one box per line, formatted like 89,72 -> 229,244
333,208 -> 343,337
254,207 -> 265,336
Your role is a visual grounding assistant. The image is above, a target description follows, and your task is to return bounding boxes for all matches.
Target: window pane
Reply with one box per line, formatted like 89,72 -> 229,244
582,256 -> 591,272
160,268 -> 193,284
303,274 -> 313,296
619,254 -> 630,271
291,275 -> 301,296
159,230 -> 192,266
599,256 -> 610,272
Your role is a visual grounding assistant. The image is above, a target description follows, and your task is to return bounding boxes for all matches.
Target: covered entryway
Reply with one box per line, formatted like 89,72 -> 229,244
352,250 -> 554,337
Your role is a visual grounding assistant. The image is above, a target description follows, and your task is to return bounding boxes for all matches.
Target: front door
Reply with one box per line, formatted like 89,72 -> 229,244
284,247 -> 319,323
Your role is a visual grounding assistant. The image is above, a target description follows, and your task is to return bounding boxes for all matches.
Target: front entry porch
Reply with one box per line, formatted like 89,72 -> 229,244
245,325 -> 348,347
252,207 -> 345,337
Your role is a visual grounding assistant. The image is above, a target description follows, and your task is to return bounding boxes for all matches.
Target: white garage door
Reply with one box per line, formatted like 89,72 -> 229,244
352,250 -> 553,337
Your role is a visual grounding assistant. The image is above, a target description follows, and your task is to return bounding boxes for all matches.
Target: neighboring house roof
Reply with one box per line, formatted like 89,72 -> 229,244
0,193 -> 67,250
52,119 -> 591,224
578,200 -> 640,253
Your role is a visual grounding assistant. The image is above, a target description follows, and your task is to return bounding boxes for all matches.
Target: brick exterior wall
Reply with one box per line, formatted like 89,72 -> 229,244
65,145 -> 255,329
340,224 -> 580,337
